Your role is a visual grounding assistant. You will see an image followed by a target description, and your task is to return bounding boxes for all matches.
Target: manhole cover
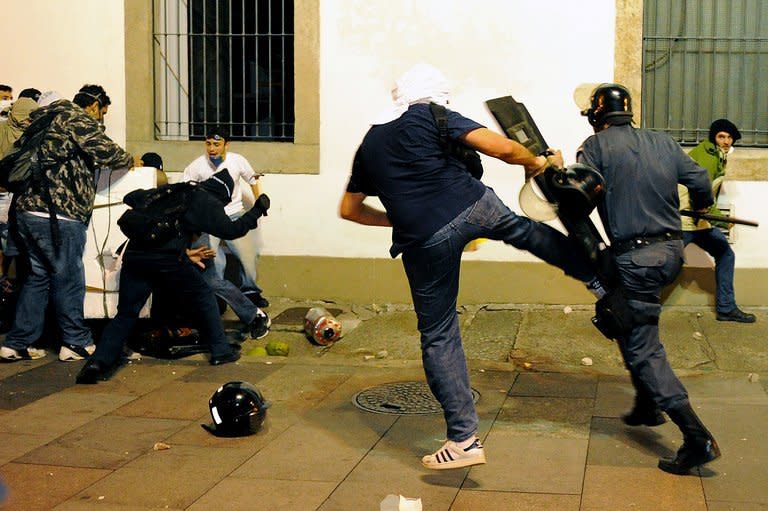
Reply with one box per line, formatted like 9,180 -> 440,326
352,381 -> 480,415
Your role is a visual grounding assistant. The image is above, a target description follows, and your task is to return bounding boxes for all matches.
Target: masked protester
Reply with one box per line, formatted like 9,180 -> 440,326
340,63 -> 599,470
577,83 -> 720,475
75,169 -> 270,384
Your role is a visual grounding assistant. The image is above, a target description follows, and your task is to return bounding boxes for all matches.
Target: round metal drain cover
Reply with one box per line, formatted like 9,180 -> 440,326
352,381 -> 480,415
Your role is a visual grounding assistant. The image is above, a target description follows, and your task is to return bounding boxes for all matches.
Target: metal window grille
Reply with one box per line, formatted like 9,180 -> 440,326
642,0 -> 768,146
153,0 -> 295,142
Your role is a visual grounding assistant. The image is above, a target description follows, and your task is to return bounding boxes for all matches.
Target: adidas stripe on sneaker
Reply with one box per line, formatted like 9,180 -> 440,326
421,439 -> 486,470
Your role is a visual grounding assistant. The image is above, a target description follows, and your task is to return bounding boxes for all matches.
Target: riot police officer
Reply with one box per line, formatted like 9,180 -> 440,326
577,83 -> 720,475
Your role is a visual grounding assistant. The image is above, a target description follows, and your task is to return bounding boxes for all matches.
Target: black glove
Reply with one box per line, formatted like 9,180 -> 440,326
243,193 -> 271,224
255,193 -> 270,216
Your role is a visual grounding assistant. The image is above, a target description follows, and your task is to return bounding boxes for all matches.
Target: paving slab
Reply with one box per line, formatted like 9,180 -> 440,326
0,463 -> 111,511
188,477 -> 337,511
581,465 -> 707,511
16,415 -> 191,469
450,490 -> 581,511
72,445 -> 253,509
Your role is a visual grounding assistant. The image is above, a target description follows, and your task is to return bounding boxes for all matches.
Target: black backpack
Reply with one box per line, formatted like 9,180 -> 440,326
117,182 -> 196,246
0,109 -> 59,193
429,102 -> 484,180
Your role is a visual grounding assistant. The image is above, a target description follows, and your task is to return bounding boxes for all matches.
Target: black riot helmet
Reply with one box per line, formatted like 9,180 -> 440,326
205,381 -> 270,437
581,83 -> 633,128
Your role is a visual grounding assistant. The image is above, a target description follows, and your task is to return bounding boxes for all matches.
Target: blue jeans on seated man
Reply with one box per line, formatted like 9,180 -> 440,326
201,259 -> 257,325
196,208 -> 263,294
401,187 -> 596,443
682,228 -> 735,314
4,211 -> 92,351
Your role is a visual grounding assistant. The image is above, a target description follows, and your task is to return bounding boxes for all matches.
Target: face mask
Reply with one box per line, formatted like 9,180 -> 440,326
209,155 -> 223,168
0,100 -> 11,112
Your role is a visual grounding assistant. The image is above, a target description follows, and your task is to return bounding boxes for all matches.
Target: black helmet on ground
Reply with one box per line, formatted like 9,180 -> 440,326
581,83 -> 633,128
204,381 -> 270,437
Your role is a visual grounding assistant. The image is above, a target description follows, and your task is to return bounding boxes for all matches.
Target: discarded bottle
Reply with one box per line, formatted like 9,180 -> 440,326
304,307 -> 342,346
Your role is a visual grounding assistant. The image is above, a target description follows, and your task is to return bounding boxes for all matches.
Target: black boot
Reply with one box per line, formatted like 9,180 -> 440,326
658,403 -> 721,475
76,358 -> 110,384
623,375 -> 666,427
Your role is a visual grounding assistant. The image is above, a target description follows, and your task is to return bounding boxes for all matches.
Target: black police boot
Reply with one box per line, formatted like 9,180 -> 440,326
622,389 -> 666,427
658,403 -> 721,475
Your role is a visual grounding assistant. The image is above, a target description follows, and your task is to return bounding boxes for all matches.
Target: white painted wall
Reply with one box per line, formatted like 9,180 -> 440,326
0,0 -> 127,145
2,0 -> 766,268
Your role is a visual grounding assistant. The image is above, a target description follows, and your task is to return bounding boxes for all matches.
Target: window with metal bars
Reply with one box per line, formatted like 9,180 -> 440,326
642,0 -> 767,147
153,0 -> 294,142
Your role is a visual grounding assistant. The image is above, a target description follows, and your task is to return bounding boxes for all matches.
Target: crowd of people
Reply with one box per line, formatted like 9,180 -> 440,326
0,83 -> 271,374
0,70 -> 758,476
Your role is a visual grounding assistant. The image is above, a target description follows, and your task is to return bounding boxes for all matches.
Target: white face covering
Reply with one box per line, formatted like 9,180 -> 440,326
0,99 -> 12,114
371,63 -> 451,125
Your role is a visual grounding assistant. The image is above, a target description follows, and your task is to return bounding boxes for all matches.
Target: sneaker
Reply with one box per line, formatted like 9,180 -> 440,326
249,309 -> 271,340
716,307 -> 756,323
59,343 -> 96,362
244,290 -> 270,308
0,346 -> 47,363
421,438 -> 486,470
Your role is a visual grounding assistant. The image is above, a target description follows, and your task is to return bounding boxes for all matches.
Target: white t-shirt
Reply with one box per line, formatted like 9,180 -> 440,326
182,152 -> 259,216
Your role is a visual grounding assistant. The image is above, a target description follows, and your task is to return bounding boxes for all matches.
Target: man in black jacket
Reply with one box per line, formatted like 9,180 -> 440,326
76,169 -> 270,384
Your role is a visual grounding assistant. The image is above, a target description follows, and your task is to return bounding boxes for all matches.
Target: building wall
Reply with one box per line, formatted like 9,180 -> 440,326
1,0 -> 766,306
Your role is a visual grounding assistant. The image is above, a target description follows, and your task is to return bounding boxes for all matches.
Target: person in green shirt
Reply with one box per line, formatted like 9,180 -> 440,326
680,118 -> 756,323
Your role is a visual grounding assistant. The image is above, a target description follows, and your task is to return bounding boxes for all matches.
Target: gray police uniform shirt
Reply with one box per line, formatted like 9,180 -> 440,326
576,124 -> 713,243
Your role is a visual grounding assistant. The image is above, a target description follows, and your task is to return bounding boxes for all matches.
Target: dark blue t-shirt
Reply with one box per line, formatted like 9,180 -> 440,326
347,103 -> 485,257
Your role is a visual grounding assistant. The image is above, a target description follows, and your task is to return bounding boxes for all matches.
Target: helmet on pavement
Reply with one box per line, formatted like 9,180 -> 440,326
206,381 -> 270,437
581,83 -> 633,128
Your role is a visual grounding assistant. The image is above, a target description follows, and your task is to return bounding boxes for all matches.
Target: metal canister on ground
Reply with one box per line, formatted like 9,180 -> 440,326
304,307 -> 342,346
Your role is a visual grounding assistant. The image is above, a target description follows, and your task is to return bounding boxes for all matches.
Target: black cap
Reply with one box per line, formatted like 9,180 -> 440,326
141,152 -> 163,170
709,118 -> 741,144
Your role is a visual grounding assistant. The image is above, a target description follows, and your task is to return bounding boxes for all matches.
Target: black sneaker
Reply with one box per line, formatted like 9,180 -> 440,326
249,309 -> 271,340
716,307 -> 756,323
244,290 -> 270,308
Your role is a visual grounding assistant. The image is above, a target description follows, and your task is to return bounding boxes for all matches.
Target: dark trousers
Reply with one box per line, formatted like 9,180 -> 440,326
614,240 -> 689,410
91,251 -> 231,367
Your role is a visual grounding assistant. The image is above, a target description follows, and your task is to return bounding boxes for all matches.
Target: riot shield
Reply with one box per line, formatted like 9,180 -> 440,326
485,96 -> 632,339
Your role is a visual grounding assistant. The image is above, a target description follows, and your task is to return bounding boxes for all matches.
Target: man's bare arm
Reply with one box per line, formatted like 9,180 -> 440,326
462,127 -> 561,179
339,192 -> 391,227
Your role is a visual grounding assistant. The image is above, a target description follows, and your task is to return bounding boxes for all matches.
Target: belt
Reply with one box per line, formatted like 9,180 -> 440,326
612,231 -> 682,255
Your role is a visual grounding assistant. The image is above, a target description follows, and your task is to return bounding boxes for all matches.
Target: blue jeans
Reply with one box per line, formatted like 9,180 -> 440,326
198,209 -> 261,293
91,251 -> 233,367
401,188 -> 595,442
201,261 -> 257,324
5,212 -> 92,349
614,240 -> 689,411
682,228 -> 736,313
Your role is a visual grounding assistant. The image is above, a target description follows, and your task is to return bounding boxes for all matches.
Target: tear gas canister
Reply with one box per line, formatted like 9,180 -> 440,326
304,307 -> 342,346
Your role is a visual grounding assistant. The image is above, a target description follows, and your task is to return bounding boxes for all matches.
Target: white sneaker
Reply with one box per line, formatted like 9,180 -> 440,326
0,346 -> 47,362
421,438 -> 486,470
58,343 -> 96,362
249,308 -> 272,340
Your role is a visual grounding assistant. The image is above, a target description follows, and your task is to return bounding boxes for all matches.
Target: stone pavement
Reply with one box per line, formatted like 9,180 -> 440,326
0,301 -> 766,510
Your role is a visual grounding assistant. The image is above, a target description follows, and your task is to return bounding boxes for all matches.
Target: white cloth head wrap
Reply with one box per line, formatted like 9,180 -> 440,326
371,63 -> 451,125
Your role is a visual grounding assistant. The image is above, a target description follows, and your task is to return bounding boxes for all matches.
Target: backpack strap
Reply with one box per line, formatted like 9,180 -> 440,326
429,102 -> 451,153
